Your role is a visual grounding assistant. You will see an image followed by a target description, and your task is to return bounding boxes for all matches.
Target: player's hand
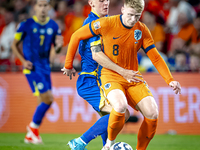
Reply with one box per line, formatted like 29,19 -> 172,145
23,60 -> 33,70
169,81 -> 181,94
122,70 -> 143,83
61,67 -> 76,80
55,35 -> 64,48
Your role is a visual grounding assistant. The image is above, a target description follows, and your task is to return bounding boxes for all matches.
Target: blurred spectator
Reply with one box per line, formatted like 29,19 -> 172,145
168,7 -> 197,56
63,1 -> 85,47
174,50 -> 189,72
190,12 -> 200,55
13,0 -> 29,22
0,7 -> 16,71
167,0 -> 196,33
139,10 -> 167,72
189,52 -> 200,72
142,11 -> 166,52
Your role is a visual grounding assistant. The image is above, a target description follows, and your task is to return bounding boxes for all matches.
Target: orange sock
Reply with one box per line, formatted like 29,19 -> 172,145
108,109 -> 125,141
136,117 -> 158,150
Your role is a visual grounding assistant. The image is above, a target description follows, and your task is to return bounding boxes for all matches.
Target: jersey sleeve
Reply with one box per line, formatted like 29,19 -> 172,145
64,24 -> 94,69
89,17 -> 109,37
147,48 -> 174,85
142,24 -> 156,53
14,21 -> 27,41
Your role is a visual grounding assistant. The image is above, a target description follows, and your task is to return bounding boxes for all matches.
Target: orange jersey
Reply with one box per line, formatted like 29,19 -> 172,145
90,15 -> 154,75
64,15 -> 174,85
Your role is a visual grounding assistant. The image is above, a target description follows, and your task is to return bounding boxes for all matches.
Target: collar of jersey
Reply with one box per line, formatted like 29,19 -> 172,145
120,15 -> 132,29
91,10 -> 109,18
32,15 -> 50,25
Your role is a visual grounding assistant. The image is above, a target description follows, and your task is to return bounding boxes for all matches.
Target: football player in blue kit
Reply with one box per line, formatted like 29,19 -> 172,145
12,0 -> 63,144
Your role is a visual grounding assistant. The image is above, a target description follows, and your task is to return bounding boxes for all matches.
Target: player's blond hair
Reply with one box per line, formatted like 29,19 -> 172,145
124,0 -> 145,13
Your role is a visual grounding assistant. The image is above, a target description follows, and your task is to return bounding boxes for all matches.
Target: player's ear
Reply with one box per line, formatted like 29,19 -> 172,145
121,6 -> 125,14
88,0 -> 94,7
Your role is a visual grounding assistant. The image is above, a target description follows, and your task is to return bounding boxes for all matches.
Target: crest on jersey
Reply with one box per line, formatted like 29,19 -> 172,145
40,29 -> 45,34
104,83 -> 111,90
33,28 -> 37,33
93,21 -> 101,30
134,30 -> 142,40
47,28 -> 53,35
37,82 -> 44,90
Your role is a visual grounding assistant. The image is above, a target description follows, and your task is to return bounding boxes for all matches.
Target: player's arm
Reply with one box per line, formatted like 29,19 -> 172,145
91,44 -> 143,82
61,23 -> 94,79
54,35 -> 63,54
11,31 -> 32,70
147,48 -> 181,94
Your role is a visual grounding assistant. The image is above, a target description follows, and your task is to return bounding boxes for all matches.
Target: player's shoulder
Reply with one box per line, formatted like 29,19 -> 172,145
83,12 -> 100,25
136,21 -> 148,30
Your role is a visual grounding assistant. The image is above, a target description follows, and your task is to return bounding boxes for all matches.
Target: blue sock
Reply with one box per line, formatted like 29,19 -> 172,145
101,131 -> 108,146
33,102 -> 51,125
80,114 -> 109,145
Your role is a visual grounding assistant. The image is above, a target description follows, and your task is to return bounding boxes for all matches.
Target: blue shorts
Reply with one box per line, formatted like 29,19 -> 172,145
76,74 -> 106,112
23,69 -> 51,96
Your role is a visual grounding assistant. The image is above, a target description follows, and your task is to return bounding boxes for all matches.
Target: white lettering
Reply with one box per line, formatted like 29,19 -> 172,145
46,102 -> 60,122
174,88 -> 187,123
157,87 -> 172,122
188,87 -> 200,123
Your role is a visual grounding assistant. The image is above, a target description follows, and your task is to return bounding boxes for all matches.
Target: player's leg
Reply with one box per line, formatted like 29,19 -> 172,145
24,72 -> 53,144
135,96 -> 158,150
127,81 -> 158,150
68,75 -> 109,149
101,82 -> 128,149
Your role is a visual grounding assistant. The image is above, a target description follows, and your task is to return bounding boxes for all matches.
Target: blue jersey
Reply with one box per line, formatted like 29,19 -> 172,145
15,16 -> 61,74
79,11 -> 107,74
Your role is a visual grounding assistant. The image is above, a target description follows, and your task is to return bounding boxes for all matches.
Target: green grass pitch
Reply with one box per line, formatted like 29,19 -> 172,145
0,133 -> 200,150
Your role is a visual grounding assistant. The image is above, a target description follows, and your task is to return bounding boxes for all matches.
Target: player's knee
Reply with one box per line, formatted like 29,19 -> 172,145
40,91 -> 53,105
113,102 -> 128,113
146,109 -> 159,119
125,109 -> 130,122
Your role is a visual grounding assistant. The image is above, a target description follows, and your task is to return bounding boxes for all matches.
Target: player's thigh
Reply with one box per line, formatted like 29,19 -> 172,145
101,80 -> 127,112
126,81 -> 153,109
76,75 -> 106,112
25,71 -> 52,102
136,96 -> 158,119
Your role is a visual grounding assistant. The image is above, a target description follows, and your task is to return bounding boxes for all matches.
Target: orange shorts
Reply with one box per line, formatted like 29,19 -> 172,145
100,74 -> 153,109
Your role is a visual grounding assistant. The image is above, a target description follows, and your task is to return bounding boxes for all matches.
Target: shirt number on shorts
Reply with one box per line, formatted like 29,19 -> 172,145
113,44 -> 119,56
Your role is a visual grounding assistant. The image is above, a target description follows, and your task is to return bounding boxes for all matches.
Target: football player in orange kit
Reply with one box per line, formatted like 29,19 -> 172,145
62,0 -> 181,149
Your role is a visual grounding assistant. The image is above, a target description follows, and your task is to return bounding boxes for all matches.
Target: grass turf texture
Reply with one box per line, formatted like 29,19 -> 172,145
0,133 -> 200,150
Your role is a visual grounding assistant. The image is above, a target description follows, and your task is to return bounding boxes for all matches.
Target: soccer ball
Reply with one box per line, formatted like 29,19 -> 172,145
110,142 -> 133,150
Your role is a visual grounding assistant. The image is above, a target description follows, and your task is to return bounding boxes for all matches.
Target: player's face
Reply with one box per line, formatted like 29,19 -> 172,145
34,0 -> 49,21
89,0 -> 110,17
121,5 -> 142,27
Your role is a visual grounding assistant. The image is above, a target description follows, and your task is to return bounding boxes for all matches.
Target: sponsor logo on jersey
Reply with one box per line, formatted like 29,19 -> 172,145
104,83 -> 111,90
33,28 -> 37,33
37,82 -> 44,90
93,21 -> 101,30
40,29 -> 45,34
47,28 -> 53,35
134,30 -> 142,41
0,77 -> 9,128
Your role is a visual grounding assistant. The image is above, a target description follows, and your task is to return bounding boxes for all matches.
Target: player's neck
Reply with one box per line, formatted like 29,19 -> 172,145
91,10 -> 106,18
35,15 -> 48,23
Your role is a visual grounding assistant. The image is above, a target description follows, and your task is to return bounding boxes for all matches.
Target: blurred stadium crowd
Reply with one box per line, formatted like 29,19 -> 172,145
0,0 -> 200,72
